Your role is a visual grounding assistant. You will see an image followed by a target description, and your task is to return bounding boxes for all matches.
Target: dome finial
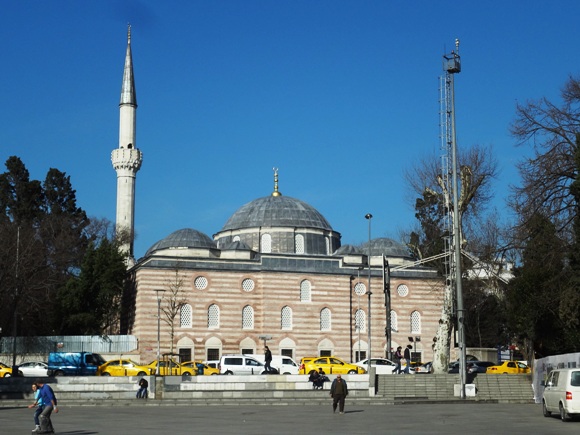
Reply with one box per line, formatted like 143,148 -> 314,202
272,167 -> 282,197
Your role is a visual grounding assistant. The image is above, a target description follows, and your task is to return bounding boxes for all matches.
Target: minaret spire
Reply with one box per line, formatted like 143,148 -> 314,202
111,24 -> 143,264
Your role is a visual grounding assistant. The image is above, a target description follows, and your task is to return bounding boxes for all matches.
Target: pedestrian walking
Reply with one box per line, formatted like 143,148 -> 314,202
329,374 -> 348,414
403,344 -> 412,374
394,346 -> 403,374
27,383 -> 44,433
264,346 -> 272,373
35,379 -> 58,434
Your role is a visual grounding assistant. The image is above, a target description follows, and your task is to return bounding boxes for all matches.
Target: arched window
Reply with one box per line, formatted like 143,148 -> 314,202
208,304 -> 220,329
411,311 -> 421,334
320,308 -> 331,331
233,235 -> 240,242
242,305 -> 254,329
295,234 -> 305,254
180,304 -> 192,328
281,306 -> 292,330
390,310 -> 398,332
300,280 -> 311,302
354,282 -> 366,296
261,233 -> 272,253
355,309 -> 366,332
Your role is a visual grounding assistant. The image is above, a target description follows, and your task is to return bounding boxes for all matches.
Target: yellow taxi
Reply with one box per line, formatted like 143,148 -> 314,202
300,356 -> 366,375
181,360 -> 220,375
96,359 -> 154,376
486,361 -> 531,374
146,359 -> 194,377
0,362 -> 21,377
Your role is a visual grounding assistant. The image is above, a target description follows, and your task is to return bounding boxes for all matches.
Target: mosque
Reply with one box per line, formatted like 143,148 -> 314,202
112,28 -> 444,365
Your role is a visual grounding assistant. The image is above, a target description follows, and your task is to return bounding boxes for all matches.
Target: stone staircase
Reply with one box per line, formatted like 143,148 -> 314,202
0,373 -> 534,407
377,373 -> 534,404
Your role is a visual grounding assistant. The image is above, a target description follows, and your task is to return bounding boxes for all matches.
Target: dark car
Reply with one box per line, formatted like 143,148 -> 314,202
469,361 -> 496,373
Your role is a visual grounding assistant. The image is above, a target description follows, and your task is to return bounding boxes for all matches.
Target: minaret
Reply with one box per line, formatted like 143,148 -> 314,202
111,25 -> 142,262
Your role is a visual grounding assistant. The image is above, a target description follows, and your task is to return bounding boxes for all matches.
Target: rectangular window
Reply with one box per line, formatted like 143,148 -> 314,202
178,348 -> 191,362
410,351 -> 422,364
241,348 -> 253,355
281,349 -> 293,359
207,348 -> 220,361
355,350 -> 366,362
320,350 -> 332,357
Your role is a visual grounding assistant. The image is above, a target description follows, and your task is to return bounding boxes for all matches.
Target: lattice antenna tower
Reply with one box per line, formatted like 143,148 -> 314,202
439,39 -> 461,299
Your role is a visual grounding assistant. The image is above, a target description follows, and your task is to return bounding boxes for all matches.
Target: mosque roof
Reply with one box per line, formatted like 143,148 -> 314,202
146,228 -> 216,255
221,195 -> 333,232
361,237 -> 414,259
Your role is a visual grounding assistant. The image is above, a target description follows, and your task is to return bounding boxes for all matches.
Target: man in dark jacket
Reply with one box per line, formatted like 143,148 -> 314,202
264,346 -> 273,373
329,374 -> 348,414
403,345 -> 412,374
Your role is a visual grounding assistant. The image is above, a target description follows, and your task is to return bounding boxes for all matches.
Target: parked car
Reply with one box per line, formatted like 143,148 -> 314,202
181,360 -> 220,375
300,356 -> 366,375
253,354 -> 300,374
486,361 -> 531,374
355,358 -> 408,375
542,368 -> 580,421
204,360 -> 219,369
97,359 -> 154,376
47,352 -> 106,376
219,354 -> 275,375
415,361 -> 433,374
146,359 -> 193,377
0,362 -> 22,377
469,361 -> 496,373
18,361 -> 49,377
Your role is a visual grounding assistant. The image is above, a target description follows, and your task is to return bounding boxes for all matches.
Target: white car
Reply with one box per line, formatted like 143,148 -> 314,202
218,355 -> 271,375
542,368 -> 580,421
355,358 -> 414,375
19,361 -> 49,377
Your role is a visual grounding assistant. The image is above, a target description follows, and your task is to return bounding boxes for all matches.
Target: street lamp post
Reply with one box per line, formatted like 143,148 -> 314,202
365,213 -> 372,369
155,289 -> 165,375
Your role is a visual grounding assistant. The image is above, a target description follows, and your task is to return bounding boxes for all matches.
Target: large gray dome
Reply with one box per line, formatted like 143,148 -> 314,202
221,195 -> 333,231
146,228 -> 216,256
361,237 -> 414,259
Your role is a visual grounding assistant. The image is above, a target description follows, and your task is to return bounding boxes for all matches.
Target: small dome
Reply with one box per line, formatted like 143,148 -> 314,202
361,237 -> 413,259
333,244 -> 361,255
221,195 -> 333,231
220,240 -> 252,251
146,228 -> 216,256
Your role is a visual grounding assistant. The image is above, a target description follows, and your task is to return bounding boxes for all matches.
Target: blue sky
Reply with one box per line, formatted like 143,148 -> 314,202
1,1 -> 579,258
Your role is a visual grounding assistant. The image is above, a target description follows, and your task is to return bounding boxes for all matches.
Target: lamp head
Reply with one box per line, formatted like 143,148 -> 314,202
365,213 -> 373,219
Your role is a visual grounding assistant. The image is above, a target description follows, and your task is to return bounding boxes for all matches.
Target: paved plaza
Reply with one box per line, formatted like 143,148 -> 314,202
1,402 -> 578,434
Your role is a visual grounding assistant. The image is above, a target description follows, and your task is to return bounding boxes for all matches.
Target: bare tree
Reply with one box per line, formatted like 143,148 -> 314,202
403,144 -> 499,373
510,76 -> 580,240
161,265 -> 188,354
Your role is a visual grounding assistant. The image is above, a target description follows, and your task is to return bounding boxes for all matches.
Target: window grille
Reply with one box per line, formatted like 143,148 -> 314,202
194,276 -> 208,290
208,304 -> 219,329
390,310 -> 398,332
242,305 -> 254,329
261,233 -> 272,253
180,304 -> 192,328
281,306 -> 292,330
397,284 -> 409,297
300,280 -> 311,302
320,308 -> 331,331
242,278 -> 255,292
411,310 -> 421,334
355,309 -> 366,332
295,234 -> 305,254
354,282 -> 366,296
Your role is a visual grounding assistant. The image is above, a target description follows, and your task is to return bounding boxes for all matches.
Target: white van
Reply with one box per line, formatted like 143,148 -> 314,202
218,355 -> 268,375
541,368 -> 580,421
253,354 -> 299,374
